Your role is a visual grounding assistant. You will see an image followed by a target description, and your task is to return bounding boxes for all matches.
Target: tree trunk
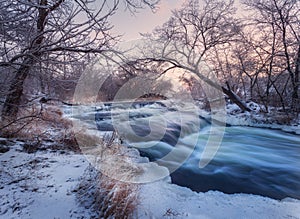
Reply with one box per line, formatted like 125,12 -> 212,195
292,44 -> 300,111
193,68 -> 252,112
2,58 -> 33,119
1,0 -> 49,120
222,86 -> 251,112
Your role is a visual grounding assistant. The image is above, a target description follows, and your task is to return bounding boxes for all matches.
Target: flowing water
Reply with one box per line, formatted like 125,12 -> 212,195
71,100 -> 300,200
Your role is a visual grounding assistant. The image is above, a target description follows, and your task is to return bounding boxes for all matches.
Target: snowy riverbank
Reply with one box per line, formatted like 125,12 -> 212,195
225,102 -> 300,134
137,177 -> 300,218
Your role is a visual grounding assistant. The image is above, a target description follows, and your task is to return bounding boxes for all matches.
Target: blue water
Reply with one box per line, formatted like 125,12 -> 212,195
170,127 -> 300,200
90,101 -> 300,200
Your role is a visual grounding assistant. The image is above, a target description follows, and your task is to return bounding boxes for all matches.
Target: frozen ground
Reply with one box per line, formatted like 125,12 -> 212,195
224,102 -> 300,134
0,139 -> 91,219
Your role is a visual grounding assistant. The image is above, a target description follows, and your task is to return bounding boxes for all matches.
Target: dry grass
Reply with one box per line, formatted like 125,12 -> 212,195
0,103 -> 79,152
93,142 -> 142,219
73,128 -> 142,219
96,173 -> 139,219
76,161 -> 140,219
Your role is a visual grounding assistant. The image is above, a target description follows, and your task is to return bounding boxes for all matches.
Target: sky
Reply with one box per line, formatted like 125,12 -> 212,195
110,0 -> 246,42
90,0 -> 246,42
110,0 -> 183,41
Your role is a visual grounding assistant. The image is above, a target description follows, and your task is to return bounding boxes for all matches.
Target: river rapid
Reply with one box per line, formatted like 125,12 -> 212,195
70,100 -> 300,200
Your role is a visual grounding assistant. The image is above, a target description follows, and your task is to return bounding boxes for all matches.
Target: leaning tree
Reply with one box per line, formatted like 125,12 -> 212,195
141,0 -> 251,111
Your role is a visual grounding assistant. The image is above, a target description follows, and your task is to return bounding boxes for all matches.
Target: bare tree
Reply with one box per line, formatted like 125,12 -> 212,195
140,0 -> 251,111
241,0 -> 300,110
0,0 -> 159,120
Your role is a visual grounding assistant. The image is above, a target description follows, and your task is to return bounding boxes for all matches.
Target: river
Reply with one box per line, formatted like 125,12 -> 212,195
70,100 -> 300,200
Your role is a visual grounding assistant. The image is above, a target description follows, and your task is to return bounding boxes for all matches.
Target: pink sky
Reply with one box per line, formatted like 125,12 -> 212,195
110,0 -> 245,41
110,0 -> 183,41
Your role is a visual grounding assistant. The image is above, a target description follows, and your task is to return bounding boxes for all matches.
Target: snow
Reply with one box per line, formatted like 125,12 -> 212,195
0,140 -> 91,219
137,177 -> 300,219
223,102 -> 300,134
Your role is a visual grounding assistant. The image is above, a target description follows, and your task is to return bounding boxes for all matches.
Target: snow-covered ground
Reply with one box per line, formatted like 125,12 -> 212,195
0,139 -> 92,219
137,177 -> 300,219
224,102 -> 300,134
